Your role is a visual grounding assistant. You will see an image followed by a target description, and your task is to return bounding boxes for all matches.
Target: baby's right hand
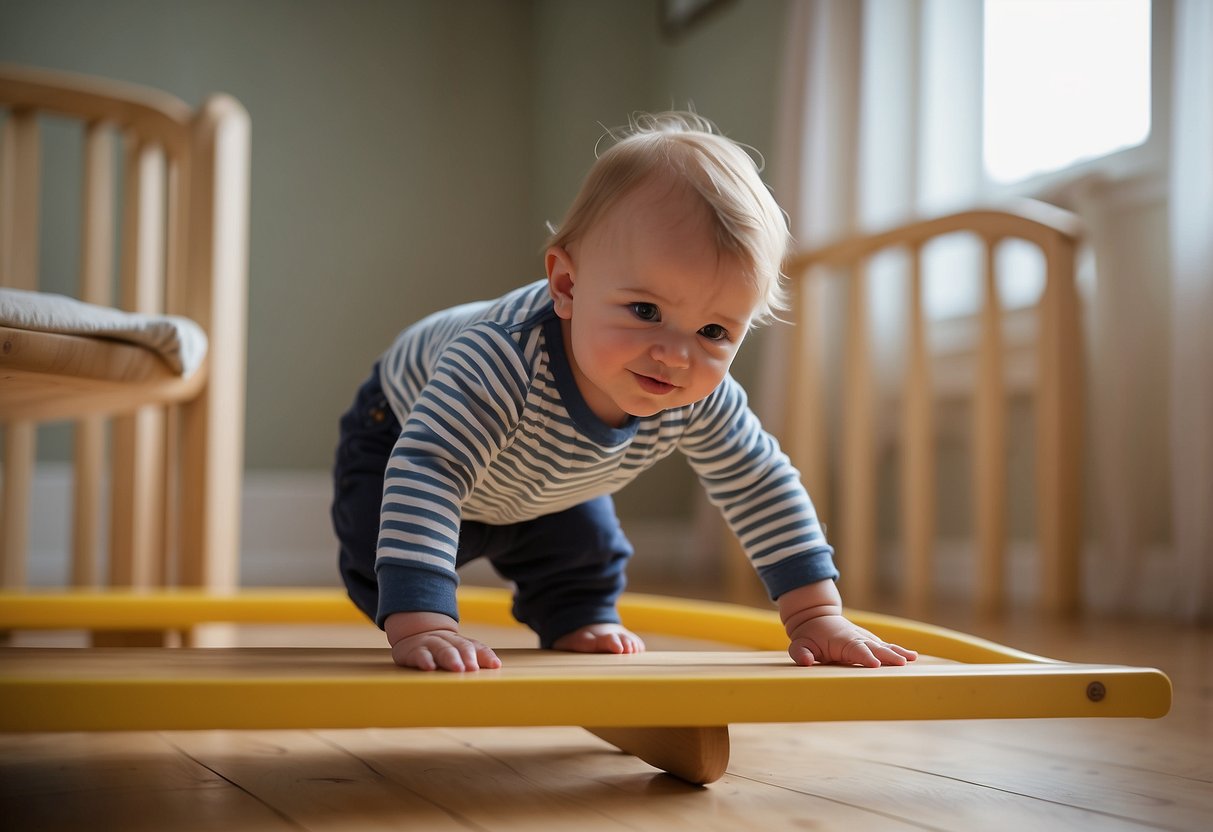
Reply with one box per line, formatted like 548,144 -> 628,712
384,611 -> 502,672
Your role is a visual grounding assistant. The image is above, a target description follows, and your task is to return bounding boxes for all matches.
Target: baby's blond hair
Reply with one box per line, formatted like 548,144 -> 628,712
546,111 -> 790,325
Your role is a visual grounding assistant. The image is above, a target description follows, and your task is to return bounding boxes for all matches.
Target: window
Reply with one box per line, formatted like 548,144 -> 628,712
982,0 -> 1154,185
919,0 -> 1162,321
848,1 -> 1167,326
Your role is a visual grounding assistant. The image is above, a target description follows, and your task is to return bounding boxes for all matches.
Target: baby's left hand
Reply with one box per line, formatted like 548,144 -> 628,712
786,613 -> 918,668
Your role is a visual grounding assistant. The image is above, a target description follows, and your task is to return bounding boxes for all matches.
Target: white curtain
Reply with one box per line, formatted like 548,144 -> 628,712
766,0 -> 985,427
1168,0 -> 1213,623
775,0 -> 859,245
764,1 -> 962,422
768,0 -> 1213,619
758,0 -> 859,438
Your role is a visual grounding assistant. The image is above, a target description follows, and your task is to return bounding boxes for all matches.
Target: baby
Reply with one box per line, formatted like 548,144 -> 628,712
331,112 -> 917,672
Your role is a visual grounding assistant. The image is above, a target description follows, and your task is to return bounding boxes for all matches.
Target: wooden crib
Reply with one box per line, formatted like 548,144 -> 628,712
0,65 -> 250,603
754,201 -> 1085,617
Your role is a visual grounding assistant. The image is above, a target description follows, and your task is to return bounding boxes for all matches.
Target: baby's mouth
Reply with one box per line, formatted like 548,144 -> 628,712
632,372 -> 676,395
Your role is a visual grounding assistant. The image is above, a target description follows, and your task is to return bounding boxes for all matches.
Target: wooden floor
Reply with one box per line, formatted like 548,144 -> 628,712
2,605 -> 1209,831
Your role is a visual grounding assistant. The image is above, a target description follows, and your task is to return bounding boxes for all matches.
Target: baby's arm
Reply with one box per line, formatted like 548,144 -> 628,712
778,580 -> 918,668
385,611 -> 502,672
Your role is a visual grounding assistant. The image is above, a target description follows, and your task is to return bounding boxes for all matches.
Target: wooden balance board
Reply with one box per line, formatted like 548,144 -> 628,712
0,588 -> 1173,785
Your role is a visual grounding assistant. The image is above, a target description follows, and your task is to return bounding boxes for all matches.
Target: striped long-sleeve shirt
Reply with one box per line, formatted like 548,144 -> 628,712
375,279 -> 838,621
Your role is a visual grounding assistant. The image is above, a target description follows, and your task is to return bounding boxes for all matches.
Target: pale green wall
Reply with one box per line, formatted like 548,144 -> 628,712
2,0 -> 539,471
1,0 -> 792,520
528,0 -> 792,519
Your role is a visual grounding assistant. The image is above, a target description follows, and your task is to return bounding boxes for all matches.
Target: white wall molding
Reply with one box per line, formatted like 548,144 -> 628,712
879,539 -> 1184,618
14,464 -> 1185,617
17,466 -> 701,592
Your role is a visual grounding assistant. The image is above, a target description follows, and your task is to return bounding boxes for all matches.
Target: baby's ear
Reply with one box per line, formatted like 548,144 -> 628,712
545,246 -> 576,319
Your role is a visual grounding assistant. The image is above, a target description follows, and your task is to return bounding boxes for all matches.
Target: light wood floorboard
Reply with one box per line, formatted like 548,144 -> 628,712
2,606 -> 1209,831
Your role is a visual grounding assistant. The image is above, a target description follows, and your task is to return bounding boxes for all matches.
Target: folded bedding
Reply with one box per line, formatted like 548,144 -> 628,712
0,288 -> 206,377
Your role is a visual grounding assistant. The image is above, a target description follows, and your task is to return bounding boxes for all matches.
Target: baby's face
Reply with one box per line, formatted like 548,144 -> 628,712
547,183 -> 762,427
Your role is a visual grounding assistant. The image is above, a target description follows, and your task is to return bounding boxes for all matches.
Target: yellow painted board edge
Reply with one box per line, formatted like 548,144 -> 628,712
0,587 -> 1055,665
0,588 -> 364,628
0,660 -> 1171,732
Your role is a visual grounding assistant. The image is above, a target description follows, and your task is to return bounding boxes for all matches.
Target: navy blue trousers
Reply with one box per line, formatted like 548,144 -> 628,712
330,365 -> 634,647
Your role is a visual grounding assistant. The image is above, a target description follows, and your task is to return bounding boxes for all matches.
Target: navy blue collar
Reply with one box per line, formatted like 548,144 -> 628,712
542,313 -> 639,446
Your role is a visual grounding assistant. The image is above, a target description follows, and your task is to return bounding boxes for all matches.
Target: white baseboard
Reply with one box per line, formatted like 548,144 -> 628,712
17,465 -> 699,591
19,465 -> 342,588
15,464 -> 1185,616
884,539 -> 1186,618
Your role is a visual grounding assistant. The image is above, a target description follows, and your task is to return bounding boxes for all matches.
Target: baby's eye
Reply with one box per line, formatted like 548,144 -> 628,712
629,302 -> 660,322
699,323 -> 729,342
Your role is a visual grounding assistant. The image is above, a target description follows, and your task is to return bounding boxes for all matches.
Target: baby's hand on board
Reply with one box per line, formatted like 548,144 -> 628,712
385,611 -> 502,672
786,614 -> 918,668
551,623 -> 646,655
778,580 -> 918,668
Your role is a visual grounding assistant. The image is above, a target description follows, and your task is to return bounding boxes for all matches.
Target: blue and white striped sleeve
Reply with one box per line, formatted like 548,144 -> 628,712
679,378 -> 839,600
374,323 -> 529,627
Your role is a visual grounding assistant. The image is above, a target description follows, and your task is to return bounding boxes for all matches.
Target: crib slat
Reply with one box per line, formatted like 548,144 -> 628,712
159,157 -> 189,584
840,262 -> 876,606
71,417 -> 105,587
109,136 -> 167,587
71,122 -> 117,587
179,96 -> 250,593
975,239 -> 1007,615
786,268 -> 830,522
0,110 -> 41,588
0,111 -> 39,290
0,424 -> 34,588
901,246 -> 934,615
1037,233 -> 1083,615
79,123 -> 116,304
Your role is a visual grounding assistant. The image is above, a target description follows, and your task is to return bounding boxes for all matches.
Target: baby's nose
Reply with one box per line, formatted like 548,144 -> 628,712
651,336 -> 691,368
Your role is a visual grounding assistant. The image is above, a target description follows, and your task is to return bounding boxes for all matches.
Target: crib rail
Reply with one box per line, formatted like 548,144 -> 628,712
779,201 -> 1084,616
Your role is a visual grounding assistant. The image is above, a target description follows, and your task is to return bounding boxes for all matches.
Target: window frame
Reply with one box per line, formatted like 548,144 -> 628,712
978,0 -> 1172,205
917,0 -> 1172,393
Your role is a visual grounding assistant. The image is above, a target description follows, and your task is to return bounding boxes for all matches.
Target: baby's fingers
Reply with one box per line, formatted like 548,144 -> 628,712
841,638 -> 884,668
788,639 -> 819,667
788,636 -> 910,668
393,634 -> 501,672
475,642 -> 503,669
391,641 -> 438,671
436,640 -> 475,672
844,638 -> 917,667
395,641 -> 460,671
436,638 -> 501,671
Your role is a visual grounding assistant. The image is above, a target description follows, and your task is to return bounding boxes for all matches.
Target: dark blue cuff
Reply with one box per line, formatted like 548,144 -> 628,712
756,547 -> 840,601
374,561 -> 460,629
